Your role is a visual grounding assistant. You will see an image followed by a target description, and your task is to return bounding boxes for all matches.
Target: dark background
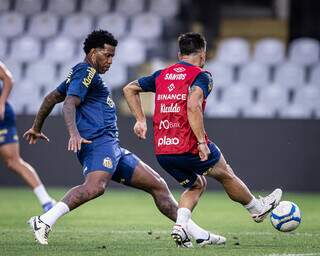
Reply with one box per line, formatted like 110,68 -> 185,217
0,115 -> 319,192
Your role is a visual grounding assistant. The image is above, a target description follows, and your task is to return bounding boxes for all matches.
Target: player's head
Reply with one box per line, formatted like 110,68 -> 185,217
83,30 -> 118,74
178,32 -> 207,68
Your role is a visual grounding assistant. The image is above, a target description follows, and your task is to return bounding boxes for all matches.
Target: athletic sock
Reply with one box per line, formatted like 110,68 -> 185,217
33,184 -> 53,205
244,197 -> 264,215
175,208 -> 191,228
40,202 -> 70,227
186,219 -> 209,240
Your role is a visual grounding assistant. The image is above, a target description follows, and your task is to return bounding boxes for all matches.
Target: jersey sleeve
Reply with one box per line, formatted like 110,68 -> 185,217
137,70 -> 162,92
66,65 -> 97,102
56,81 -> 67,95
191,71 -> 213,99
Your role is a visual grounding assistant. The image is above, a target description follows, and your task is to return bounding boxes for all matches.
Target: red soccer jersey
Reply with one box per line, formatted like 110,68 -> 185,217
153,62 -> 208,155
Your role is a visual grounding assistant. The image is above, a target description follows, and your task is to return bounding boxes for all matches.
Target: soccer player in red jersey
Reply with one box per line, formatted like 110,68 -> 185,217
123,32 -> 283,247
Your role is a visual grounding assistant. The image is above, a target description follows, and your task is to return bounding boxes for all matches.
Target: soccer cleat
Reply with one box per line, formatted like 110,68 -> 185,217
196,232 -> 227,247
28,216 -> 51,245
252,188 -> 283,223
42,199 -> 56,213
171,225 -> 193,248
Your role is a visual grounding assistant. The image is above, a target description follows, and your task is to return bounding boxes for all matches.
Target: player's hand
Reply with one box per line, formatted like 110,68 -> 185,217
198,143 -> 210,161
0,102 -> 5,120
68,133 -> 92,153
23,128 -> 50,144
134,120 -> 147,139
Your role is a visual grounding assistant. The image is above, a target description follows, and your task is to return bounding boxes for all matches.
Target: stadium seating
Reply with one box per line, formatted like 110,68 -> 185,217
257,85 -> 289,111
96,13 -> 127,39
149,0 -> 180,18
81,0 -> 112,15
238,62 -> 269,88
15,0 -> 43,15
47,0 -> 77,15
253,38 -> 285,66
130,13 -> 162,40
9,36 -> 41,62
274,62 -> 305,89
289,38 -> 320,66
0,12 -> 25,38
206,61 -> 233,88
0,1 -> 318,118
115,0 -> 145,16
310,64 -> 320,85
242,103 -> 275,118
28,13 -> 59,39
216,38 -> 250,66
62,14 -> 93,40
43,37 -> 75,63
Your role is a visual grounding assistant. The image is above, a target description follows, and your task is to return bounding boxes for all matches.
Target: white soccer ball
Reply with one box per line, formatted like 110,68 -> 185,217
270,201 -> 301,232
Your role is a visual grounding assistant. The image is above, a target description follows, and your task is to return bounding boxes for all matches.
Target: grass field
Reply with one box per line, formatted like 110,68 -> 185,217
0,188 -> 319,256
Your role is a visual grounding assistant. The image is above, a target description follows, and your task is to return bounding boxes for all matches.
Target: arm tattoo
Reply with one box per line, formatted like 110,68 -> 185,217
33,90 -> 65,132
63,96 -> 80,136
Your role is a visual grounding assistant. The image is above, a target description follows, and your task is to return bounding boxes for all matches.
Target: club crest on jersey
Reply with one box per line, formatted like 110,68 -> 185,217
106,95 -> 115,108
167,83 -> 175,92
103,157 -> 113,169
173,67 -> 186,73
82,67 -> 96,87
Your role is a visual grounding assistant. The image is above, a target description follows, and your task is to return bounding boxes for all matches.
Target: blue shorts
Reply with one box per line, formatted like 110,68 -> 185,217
0,103 -> 18,146
77,135 -> 140,185
0,127 -> 19,146
156,142 -> 221,188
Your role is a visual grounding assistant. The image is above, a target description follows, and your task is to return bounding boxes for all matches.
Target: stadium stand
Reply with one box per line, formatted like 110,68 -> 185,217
0,0 -> 318,119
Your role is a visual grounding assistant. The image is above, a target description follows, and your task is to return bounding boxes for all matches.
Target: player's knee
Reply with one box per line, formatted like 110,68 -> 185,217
150,177 -> 169,195
85,183 -> 105,198
216,164 -> 236,182
5,156 -> 20,171
191,176 -> 206,193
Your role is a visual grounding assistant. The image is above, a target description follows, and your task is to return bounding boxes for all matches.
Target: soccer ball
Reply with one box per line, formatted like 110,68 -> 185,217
270,201 -> 301,232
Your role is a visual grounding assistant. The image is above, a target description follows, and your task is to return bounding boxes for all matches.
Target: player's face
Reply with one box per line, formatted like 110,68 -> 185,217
94,44 -> 116,74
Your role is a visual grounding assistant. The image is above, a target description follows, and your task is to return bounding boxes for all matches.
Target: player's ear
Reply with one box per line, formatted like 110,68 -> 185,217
178,51 -> 182,60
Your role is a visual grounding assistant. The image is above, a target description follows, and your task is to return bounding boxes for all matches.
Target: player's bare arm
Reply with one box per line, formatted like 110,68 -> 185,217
123,80 -> 147,139
24,89 -> 66,144
187,86 -> 210,161
63,95 -> 91,152
0,62 -> 13,120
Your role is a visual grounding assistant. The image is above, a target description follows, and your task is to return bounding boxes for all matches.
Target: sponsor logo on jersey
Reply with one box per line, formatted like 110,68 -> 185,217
157,94 -> 187,101
106,95 -> 115,108
159,120 -> 180,130
180,179 -> 190,186
157,136 -> 180,146
167,83 -> 175,92
160,103 -> 180,113
173,67 -> 186,73
66,69 -> 73,84
164,73 -> 186,80
103,157 -> 113,169
82,67 -> 96,87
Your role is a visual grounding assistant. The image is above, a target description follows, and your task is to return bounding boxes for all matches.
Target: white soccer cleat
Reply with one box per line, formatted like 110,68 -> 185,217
171,224 -> 193,248
28,216 -> 51,245
196,232 -> 227,247
252,188 -> 283,223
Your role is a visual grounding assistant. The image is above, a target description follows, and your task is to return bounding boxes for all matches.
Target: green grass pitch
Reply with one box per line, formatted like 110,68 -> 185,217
0,188 -> 319,256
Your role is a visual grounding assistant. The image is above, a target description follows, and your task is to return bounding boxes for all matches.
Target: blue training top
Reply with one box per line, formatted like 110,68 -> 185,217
138,61 -> 213,98
57,62 -> 119,140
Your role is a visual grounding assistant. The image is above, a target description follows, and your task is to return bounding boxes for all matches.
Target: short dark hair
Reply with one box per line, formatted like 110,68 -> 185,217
178,32 -> 206,55
83,30 -> 118,54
